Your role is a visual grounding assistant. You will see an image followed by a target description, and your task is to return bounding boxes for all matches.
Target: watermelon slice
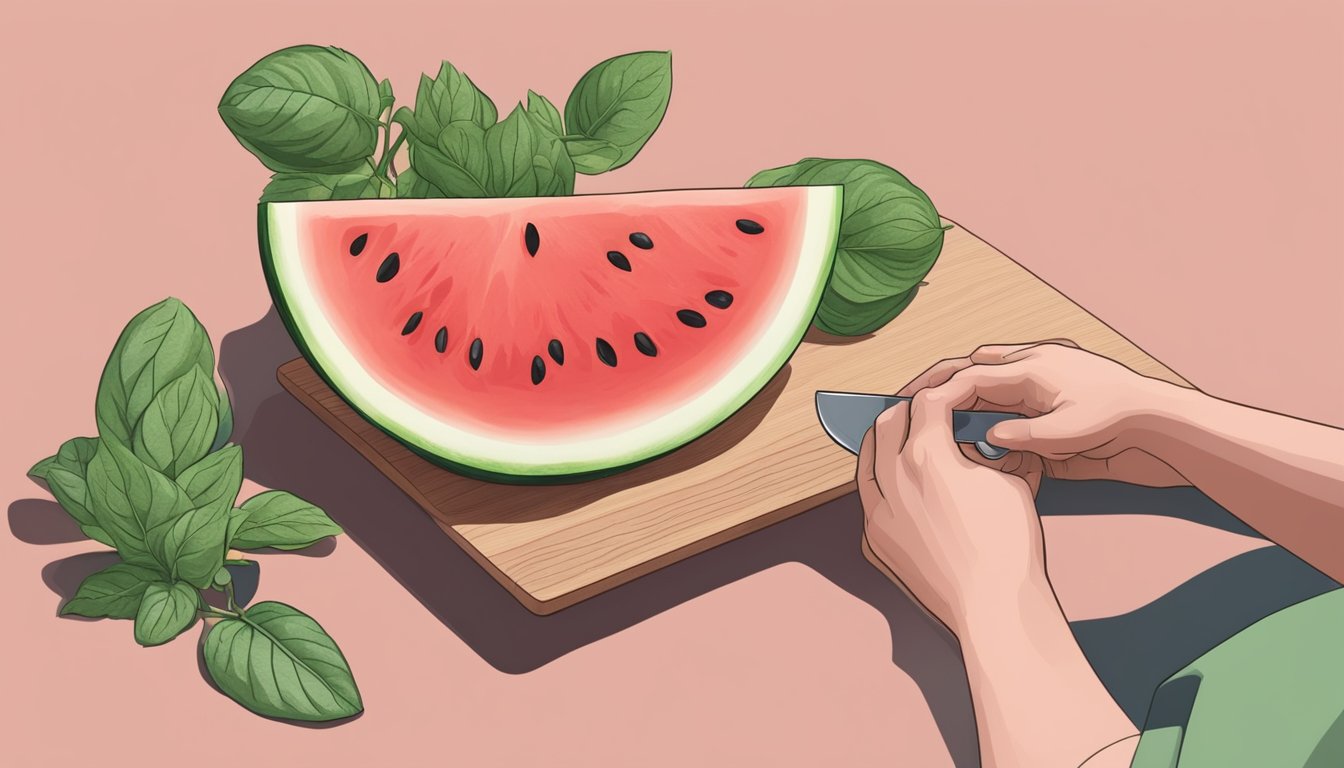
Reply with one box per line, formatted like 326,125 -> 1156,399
260,186 -> 841,482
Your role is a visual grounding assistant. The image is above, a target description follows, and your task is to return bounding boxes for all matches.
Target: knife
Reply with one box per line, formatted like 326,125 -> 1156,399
815,390 -> 1022,460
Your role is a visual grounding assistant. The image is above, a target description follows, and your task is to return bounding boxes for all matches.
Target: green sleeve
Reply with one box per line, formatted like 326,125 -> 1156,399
1131,587 -> 1344,768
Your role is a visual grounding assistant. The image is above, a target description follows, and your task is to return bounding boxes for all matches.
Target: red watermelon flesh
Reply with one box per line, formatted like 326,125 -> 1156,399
261,186 -> 841,481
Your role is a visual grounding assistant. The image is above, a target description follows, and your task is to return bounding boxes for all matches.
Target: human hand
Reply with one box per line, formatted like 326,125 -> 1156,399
857,388 -> 1049,635
857,383 -> 1143,768
899,341 -> 1189,489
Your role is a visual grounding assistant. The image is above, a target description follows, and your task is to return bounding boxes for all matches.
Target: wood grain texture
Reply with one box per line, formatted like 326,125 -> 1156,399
277,220 -> 1190,615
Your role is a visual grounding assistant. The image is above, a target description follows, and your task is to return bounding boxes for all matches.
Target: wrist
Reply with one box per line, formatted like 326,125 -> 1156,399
1115,378 -> 1208,453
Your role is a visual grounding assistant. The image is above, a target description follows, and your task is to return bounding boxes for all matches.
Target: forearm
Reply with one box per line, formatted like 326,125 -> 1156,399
957,576 -> 1137,768
1131,383 -> 1344,580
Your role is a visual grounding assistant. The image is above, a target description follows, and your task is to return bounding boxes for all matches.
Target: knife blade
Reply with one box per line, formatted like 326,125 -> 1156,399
815,390 -> 1022,460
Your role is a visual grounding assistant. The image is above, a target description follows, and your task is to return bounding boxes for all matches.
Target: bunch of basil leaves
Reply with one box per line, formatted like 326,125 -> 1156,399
747,159 -> 949,336
217,45 -> 671,202
28,298 -> 359,723
218,45 -> 946,335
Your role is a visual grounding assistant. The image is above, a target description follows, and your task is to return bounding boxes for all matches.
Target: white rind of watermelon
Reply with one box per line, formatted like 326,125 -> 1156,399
260,186 -> 841,482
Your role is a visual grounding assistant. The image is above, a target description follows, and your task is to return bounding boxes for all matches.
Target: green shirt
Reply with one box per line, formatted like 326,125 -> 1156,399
1131,587 -> 1344,767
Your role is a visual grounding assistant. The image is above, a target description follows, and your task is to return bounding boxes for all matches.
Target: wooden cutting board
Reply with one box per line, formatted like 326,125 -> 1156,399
278,219 -> 1190,614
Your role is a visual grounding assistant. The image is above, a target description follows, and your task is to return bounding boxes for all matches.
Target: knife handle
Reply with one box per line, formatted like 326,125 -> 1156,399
879,394 -> 1023,458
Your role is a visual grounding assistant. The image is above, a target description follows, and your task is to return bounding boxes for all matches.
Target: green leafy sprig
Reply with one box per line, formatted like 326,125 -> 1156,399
747,159 -> 949,336
218,45 -> 672,202
29,298 -> 359,723
217,45 -> 947,335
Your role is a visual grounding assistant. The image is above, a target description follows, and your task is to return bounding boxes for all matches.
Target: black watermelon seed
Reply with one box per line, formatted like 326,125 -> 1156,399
595,338 -> 617,367
434,326 -> 448,353
628,232 -> 653,250
469,338 -> 483,370
705,290 -> 734,309
524,222 -> 540,256
735,219 -> 764,235
677,309 -> 707,328
349,233 -> 368,256
548,339 -> 565,365
376,252 -> 400,283
531,355 -> 546,385
402,311 -> 423,335
606,250 -> 632,271
633,332 -> 657,357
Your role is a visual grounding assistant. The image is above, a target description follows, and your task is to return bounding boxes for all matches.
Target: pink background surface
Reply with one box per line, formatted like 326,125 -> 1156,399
3,0 -> 1339,765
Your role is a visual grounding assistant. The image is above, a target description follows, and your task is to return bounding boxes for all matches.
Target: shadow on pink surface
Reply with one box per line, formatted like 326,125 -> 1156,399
8,498 -> 85,544
213,308 -> 984,757
17,308 -> 1326,755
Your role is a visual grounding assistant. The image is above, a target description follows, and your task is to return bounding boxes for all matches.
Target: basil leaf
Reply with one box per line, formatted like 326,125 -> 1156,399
131,367 -> 219,479
260,162 -> 392,202
485,105 -> 537,196
28,455 -> 57,481
204,601 -> 363,721
525,90 -> 563,136
394,61 -> 502,198
134,581 -> 199,647
229,491 -> 342,551
532,133 -> 576,197
483,105 -> 575,197
211,384 -> 233,453
61,437 -> 102,472
377,78 -> 394,113
562,136 -> 621,175
393,167 -> 445,198
746,158 -> 945,333
212,566 -> 232,588
410,120 -> 490,197
29,436 -> 99,483
741,162 -> 798,188
95,298 -> 214,448
154,447 -> 236,589
564,51 -> 672,171
44,467 -> 96,530
85,439 -> 189,570
61,562 -> 161,620
218,45 -> 381,173
31,437 -> 114,544
28,438 -> 114,547
152,501 -> 229,589
176,444 -> 243,513
398,61 -> 497,143
814,283 -> 921,336
44,466 -> 115,546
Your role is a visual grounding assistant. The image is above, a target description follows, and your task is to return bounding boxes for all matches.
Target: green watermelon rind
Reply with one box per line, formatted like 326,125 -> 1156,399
258,187 -> 841,484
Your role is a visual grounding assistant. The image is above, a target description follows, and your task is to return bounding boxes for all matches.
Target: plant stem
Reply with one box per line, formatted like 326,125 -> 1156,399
377,131 -> 407,181
199,605 -> 238,620
225,581 -> 240,613
379,112 -> 392,173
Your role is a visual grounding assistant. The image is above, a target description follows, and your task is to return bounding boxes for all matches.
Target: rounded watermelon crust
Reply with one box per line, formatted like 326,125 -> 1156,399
258,187 -> 842,484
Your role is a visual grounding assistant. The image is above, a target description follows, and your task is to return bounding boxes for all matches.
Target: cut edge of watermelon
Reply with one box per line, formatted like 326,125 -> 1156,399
259,186 -> 842,481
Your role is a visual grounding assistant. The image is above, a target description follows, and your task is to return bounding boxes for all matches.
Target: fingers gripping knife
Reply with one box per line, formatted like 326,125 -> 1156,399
814,391 -> 1022,460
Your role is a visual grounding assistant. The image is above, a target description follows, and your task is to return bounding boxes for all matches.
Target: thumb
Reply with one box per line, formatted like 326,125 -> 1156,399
987,418 -> 1033,447
988,415 -> 1088,458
